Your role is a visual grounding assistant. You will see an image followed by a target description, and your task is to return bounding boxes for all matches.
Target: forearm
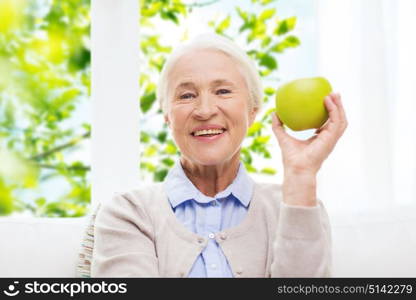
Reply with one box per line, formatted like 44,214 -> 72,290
271,174 -> 332,277
270,201 -> 332,277
282,170 -> 317,207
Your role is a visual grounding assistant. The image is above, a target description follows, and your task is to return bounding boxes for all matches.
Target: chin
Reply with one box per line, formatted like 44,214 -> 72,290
189,149 -> 236,167
193,156 -> 227,166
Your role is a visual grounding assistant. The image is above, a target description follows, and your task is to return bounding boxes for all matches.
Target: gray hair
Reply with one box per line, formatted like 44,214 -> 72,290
157,33 -> 263,114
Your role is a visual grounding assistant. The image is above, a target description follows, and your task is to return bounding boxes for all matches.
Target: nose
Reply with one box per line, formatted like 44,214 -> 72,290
193,92 -> 218,120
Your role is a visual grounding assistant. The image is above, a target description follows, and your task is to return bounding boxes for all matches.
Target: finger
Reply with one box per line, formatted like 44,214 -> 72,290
271,112 -> 283,131
333,93 -> 348,129
313,95 -> 339,138
313,94 -> 347,145
324,94 -> 342,130
271,112 -> 292,146
315,124 -> 326,134
315,111 -> 332,133
326,93 -> 347,136
271,112 -> 283,136
317,93 -> 346,133
305,133 -> 319,145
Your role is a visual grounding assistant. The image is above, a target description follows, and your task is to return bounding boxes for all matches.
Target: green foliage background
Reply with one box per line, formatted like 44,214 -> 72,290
0,0 -> 91,217
139,0 -> 300,182
0,0 -> 300,217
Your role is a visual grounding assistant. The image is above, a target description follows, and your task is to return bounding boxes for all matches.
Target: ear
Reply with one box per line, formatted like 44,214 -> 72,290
164,114 -> 171,128
248,106 -> 258,127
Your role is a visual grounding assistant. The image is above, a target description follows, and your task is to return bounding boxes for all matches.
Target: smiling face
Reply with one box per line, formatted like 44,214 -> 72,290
165,49 -> 258,166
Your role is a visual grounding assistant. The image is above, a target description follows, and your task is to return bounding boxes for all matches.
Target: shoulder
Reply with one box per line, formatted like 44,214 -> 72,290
251,181 -> 283,213
252,181 -> 330,226
111,182 -> 166,212
93,184 -> 166,247
99,182 -> 167,222
253,181 -> 283,202
252,181 -> 326,210
119,182 -> 165,203
253,181 -> 282,195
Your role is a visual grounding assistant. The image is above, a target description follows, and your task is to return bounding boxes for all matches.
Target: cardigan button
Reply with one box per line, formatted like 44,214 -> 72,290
197,237 -> 205,244
220,233 -> 227,240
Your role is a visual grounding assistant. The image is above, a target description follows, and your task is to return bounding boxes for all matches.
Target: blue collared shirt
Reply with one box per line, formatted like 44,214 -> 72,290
164,160 -> 254,277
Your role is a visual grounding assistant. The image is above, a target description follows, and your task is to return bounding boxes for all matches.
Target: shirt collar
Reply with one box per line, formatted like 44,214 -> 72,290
164,159 -> 254,209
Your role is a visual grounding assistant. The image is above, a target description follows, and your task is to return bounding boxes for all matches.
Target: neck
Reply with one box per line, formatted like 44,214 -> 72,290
180,152 -> 241,197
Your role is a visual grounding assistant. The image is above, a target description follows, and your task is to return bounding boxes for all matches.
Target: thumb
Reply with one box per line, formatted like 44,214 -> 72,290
271,112 -> 289,146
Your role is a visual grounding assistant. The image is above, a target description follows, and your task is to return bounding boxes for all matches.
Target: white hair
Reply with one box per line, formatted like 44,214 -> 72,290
157,33 -> 263,114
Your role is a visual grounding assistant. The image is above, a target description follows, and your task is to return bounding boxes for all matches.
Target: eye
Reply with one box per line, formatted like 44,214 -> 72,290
179,93 -> 196,100
216,89 -> 231,95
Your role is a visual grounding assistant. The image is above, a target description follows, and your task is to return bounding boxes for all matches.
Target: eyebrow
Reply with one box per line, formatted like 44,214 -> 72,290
174,79 -> 236,91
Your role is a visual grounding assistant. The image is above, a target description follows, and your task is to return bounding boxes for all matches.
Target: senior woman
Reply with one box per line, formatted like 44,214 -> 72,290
91,33 -> 347,278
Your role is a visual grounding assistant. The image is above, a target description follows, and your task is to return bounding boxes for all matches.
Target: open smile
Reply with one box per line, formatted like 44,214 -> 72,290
190,128 -> 227,142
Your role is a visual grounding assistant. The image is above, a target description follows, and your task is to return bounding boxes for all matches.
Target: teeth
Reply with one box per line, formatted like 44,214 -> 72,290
193,129 -> 225,136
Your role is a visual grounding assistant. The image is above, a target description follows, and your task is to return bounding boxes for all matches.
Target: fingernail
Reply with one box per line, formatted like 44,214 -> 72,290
326,96 -> 333,105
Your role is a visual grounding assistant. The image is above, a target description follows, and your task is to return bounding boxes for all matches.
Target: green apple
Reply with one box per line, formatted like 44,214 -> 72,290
275,77 -> 332,131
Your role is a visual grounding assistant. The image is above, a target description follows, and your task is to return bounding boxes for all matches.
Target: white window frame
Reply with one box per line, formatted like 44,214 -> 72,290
91,0 -> 140,206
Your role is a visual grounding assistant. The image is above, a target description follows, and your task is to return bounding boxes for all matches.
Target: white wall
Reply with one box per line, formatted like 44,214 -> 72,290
316,0 -> 416,214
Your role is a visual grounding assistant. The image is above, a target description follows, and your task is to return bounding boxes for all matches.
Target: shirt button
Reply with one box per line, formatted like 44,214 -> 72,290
211,200 -> 217,206
208,233 -> 215,239
220,233 -> 227,240
197,237 -> 204,244
210,263 -> 217,269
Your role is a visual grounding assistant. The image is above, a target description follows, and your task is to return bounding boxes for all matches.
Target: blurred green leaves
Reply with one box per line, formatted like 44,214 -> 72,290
0,149 -> 39,188
140,82 -> 157,113
0,0 -> 25,35
0,0 -> 91,217
215,15 -> 231,34
1,0 -> 300,216
138,0 -> 300,182
275,16 -> 297,35
0,178 -> 14,215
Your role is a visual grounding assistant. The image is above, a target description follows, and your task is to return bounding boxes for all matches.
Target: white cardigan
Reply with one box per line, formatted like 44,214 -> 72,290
91,182 -> 332,277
